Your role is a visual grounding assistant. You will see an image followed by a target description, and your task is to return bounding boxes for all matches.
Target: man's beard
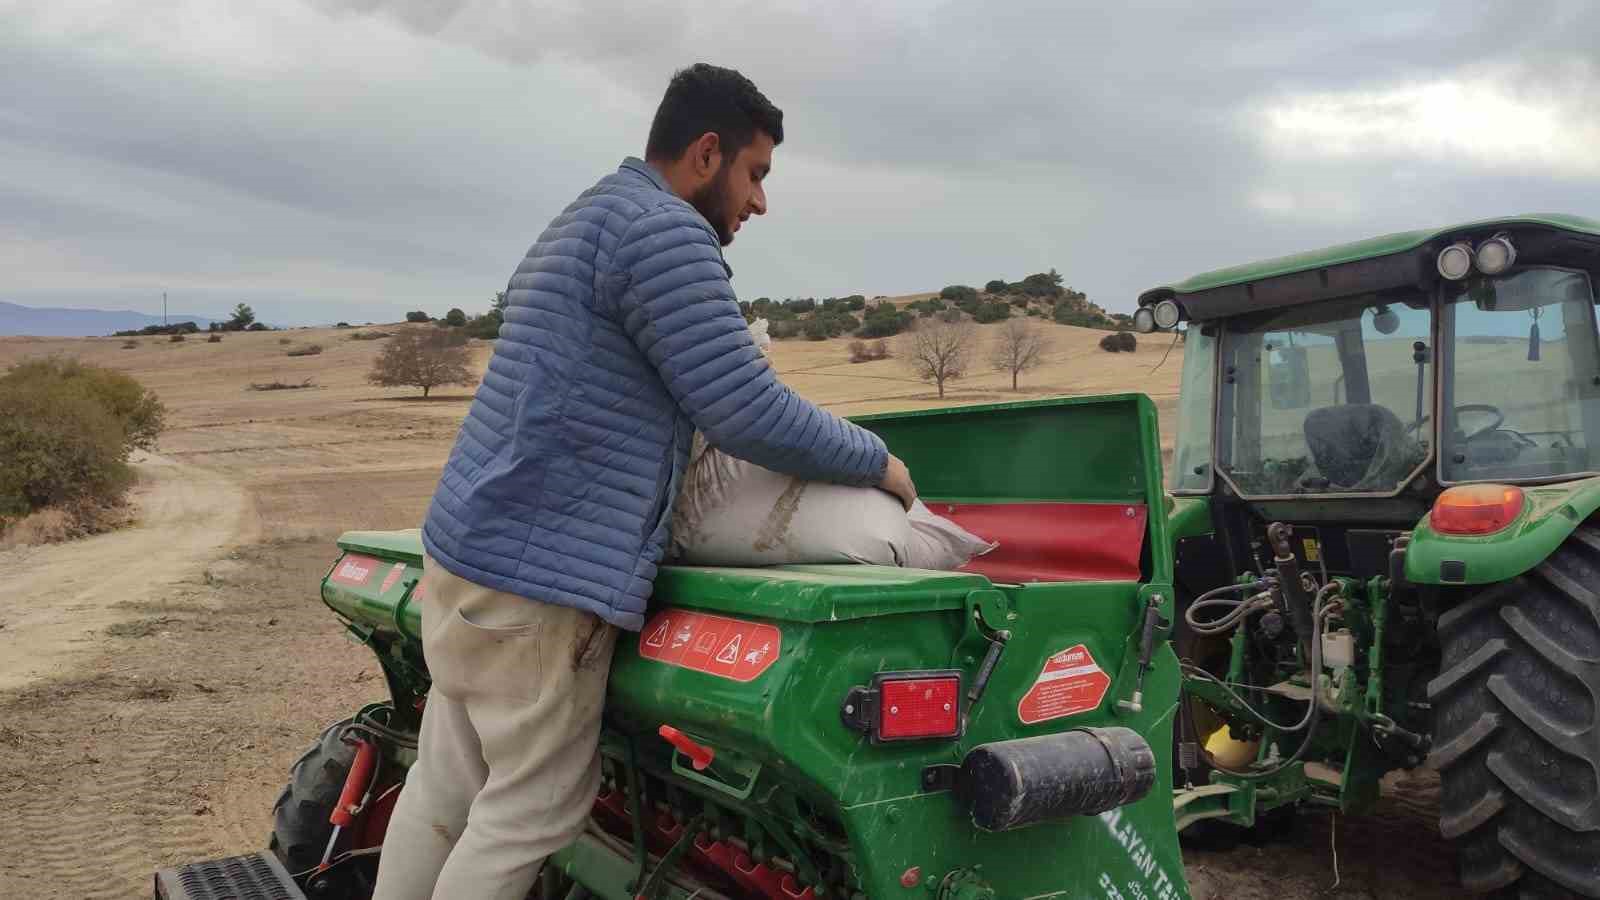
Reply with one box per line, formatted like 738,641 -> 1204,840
687,163 -> 736,246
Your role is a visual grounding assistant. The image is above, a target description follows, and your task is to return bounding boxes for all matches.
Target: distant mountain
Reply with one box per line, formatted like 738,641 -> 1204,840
0,301 -> 219,337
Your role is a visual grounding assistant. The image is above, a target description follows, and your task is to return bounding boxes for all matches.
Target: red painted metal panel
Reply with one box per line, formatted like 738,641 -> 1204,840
931,502 -> 1146,583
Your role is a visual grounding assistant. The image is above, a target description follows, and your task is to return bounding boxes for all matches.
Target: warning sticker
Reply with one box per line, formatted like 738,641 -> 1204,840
378,562 -> 408,595
638,611 -> 781,683
1018,643 -> 1111,725
330,554 -> 379,587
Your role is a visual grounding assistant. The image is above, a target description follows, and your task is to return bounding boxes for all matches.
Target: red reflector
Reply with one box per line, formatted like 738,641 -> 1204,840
878,676 -> 961,740
1432,484 -> 1525,535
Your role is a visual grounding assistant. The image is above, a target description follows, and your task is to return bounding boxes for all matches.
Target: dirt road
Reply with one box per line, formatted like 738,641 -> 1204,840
0,453 -> 250,692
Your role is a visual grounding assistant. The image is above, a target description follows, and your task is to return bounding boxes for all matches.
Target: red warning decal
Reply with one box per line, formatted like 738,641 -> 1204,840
331,554 -> 379,587
638,611 -> 781,683
1017,643 -> 1111,725
378,562 -> 408,595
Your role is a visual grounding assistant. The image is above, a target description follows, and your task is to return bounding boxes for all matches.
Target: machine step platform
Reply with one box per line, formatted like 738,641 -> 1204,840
153,851 -> 305,900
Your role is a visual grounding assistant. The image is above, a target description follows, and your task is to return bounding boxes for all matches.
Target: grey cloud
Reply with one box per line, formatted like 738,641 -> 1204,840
7,0 -> 1600,328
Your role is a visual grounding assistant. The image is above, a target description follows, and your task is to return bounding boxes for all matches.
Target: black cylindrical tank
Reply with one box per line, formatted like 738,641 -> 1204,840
955,726 -> 1156,831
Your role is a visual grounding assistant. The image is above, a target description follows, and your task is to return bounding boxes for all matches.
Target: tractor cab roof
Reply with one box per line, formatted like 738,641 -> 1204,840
1140,214 -> 1600,323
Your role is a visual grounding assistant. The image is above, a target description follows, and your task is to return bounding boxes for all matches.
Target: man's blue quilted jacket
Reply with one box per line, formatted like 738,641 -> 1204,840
421,158 -> 889,631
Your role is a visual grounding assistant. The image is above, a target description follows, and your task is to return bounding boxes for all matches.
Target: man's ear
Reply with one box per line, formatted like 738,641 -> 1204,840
689,131 -> 722,177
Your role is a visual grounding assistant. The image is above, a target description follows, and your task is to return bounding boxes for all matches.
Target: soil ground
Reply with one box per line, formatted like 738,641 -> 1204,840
0,320 -> 1458,898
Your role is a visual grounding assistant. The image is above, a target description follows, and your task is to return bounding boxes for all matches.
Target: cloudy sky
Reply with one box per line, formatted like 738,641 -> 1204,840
6,1 -> 1600,326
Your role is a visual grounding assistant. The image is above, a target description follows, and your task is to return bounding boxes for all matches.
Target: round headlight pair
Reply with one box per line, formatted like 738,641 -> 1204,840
1134,300 -> 1182,332
1437,234 -> 1516,280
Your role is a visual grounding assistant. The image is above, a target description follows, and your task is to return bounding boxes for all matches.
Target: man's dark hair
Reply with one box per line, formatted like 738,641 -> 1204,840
645,63 -> 783,163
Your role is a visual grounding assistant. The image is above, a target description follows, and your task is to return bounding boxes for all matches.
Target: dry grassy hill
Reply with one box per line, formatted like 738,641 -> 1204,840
0,313 -> 1183,541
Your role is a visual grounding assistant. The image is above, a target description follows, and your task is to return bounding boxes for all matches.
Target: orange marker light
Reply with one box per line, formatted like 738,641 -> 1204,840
1432,484 -> 1525,535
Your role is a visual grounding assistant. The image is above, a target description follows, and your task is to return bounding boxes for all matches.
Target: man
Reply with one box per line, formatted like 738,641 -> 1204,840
372,63 -> 917,900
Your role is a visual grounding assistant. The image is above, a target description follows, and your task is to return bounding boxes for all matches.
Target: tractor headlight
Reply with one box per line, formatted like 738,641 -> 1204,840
1133,307 -> 1156,333
1437,241 -> 1474,280
1475,234 -> 1517,275
1153,299 -> 1182,330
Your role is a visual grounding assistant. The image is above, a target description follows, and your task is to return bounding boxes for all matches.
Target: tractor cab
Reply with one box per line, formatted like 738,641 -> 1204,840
1139,215 -> 1600,898
1159,216 -> 1600,509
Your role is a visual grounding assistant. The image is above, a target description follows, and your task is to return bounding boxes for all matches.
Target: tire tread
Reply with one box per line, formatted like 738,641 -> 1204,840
1429,528 -> 1600,899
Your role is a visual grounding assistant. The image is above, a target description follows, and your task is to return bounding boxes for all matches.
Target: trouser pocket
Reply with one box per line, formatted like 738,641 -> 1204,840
422,559 -> 545,702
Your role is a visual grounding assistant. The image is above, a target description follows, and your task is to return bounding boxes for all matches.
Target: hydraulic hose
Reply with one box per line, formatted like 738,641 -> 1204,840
1186,582 -> 1342,780
1185,590 -> 1276,636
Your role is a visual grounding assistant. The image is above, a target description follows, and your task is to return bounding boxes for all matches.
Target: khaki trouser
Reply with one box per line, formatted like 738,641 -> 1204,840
371,554 -> 617,900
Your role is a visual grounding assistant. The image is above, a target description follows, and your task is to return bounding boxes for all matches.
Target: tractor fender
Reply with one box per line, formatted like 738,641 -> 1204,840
1404,476 -> 1600,585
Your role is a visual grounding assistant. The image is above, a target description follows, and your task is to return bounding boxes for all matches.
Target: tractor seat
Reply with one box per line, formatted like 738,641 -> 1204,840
1303,403 -> 1407,488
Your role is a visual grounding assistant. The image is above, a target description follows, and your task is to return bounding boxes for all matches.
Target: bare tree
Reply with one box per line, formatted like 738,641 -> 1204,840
368,328 -> 475,398
902,318 -> 975,399
991,318 -> 1051,390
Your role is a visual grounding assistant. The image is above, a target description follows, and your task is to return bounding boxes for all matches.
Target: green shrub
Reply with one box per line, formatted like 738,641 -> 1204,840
464,310 -> 503,340
985,279 -> 1009,294
0,387 -> 127,518
939,285 -> 978,304
1053,304 -> 1115,328
249,378 -> 316,391
973,301 -> 1011,324
1018,271 -> 1066,298
115,322 -> 198,337
857,300 -> 914,338
848,339 -> 892,363
0,359 -> 164,523
1098,331 -> 1138,352
406,311 -> 430,323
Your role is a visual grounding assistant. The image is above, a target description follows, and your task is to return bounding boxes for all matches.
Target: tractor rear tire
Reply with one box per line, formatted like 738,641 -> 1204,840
1429,526 -> 1600,898
270,718 -> 357,876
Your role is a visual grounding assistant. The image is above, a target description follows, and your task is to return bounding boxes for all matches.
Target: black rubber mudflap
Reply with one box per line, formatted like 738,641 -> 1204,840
153,851 -> 306,900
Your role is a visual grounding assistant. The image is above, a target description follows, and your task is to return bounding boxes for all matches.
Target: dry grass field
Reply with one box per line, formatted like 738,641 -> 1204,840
0,313 -> 1454,899
0,312 -> 1186,540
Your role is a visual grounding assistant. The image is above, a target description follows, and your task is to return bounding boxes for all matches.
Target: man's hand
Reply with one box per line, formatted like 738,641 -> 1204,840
879,454 -> 918,511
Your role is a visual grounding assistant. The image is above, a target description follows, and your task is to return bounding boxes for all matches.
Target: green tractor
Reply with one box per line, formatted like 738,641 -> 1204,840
155,395 -> 1194,899
1144,214 -> 1600,898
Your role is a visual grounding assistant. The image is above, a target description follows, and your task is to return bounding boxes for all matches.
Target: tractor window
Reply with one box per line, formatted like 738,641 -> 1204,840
1217,294 -> 1431,495
1169,325 -> 1215,492
1442,267 -> 1600,483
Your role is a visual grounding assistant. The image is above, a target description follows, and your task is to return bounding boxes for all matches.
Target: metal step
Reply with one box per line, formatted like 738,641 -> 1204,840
153,851 -> 305,900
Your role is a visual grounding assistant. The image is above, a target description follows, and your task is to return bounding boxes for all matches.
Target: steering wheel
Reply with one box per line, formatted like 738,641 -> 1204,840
1407,403 -> 1506,440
